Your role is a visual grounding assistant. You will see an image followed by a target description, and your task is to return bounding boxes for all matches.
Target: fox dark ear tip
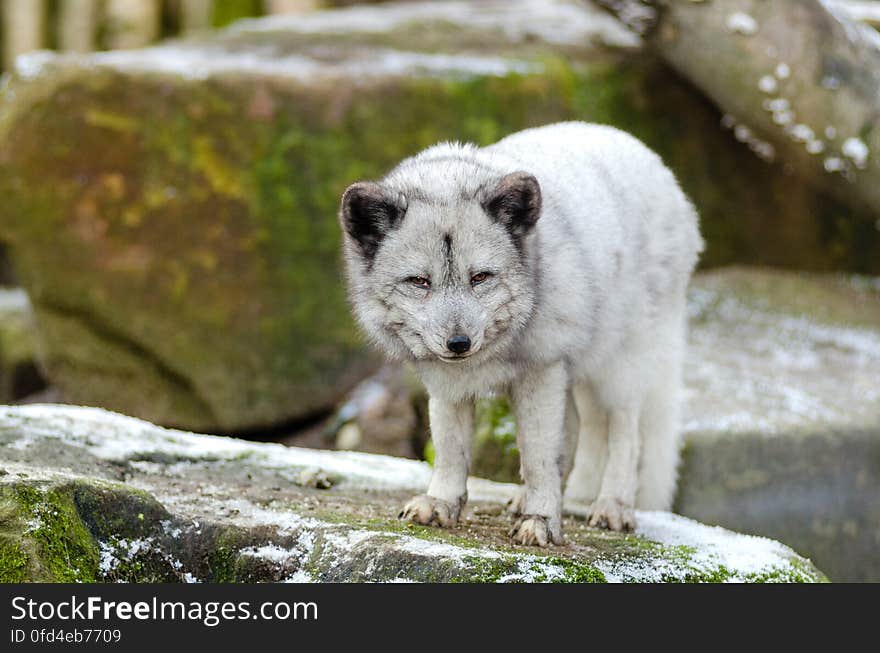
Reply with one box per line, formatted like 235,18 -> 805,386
341,181 -> 379,208
482,171 -> 542,235
339,181 -> 406,260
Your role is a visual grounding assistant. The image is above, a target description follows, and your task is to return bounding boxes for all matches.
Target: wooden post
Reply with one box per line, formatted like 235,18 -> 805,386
58,0 -> 99,53
2,0 -> 46,68
265,1 -> 321,15
104,0 -> 161,49
180,0 -> 215,32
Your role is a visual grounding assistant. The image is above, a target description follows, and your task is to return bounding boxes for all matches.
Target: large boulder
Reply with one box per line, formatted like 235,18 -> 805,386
678,267 -> 880,582
0,289 -> 43,403
0,404 -> 825,583
472,267 -> 880,581
0,1 -> 877,432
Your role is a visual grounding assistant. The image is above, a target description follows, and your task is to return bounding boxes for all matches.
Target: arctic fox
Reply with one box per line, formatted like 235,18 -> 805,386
338,122 -> 703,546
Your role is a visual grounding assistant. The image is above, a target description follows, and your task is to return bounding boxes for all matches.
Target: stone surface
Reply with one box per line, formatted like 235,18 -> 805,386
0,404 -> 825,583
322,365 -> 426,459
678,267 -> 880,582
472,267 -> 880,581
0,1 -> 877,433
0,289 -> 43,403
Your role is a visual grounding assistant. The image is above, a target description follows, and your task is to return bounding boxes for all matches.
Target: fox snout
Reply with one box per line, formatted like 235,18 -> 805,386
446,334 -> 471,354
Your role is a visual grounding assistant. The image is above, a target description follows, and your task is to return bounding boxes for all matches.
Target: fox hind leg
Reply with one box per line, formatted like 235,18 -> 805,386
563,381 -> 609,506
635,355 -> 683,511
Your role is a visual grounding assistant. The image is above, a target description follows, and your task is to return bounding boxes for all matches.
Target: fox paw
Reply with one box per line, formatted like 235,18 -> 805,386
399,494 -> 460,528
509,514 -> 564,547
586,497 -> 635,532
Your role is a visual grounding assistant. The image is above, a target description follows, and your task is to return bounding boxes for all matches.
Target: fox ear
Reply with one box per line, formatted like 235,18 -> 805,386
482,172 -> 542,239
340,182 -> 407,261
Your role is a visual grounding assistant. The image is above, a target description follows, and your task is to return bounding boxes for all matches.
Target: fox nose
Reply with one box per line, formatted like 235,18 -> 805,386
446,334 -> 471,354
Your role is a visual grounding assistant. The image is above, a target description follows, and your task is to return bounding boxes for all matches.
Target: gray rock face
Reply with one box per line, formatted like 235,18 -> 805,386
0,289 -> 43,403
0,405 -> 825,583
677,268 -> 880,582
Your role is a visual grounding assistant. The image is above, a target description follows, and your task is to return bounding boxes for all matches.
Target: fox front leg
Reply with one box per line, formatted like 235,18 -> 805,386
400,396 -> 472,528
509,362 -> 568,546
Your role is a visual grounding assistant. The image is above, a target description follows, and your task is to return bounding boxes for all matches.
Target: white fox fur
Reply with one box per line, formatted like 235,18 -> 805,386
338,122 -> 703,545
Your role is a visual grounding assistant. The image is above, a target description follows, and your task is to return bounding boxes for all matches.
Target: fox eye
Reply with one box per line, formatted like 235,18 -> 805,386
470,271 -> 493,286
406,276 -> 431,289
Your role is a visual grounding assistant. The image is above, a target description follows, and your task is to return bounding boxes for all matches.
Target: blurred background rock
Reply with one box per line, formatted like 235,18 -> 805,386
0,0 -> 877,580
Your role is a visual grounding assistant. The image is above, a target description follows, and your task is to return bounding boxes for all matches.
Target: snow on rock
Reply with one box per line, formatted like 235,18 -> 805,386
231,0 -> 640,49
77,47 -> 539,81
0,403 -> 432,492
824,155 -> 847,172
683,270 -> 880,438
758,75 -> 778,94
0,405 -> 825,583
726,12 -> 758,36
12,0 -> 637,84
0,288 -> 30,313
775,62 -> 791,80
842,136 -> 869,168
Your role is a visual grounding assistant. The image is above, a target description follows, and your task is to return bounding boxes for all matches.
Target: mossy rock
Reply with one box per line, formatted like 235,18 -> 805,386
0,289 -> 43,403
0,1 -> 877,432
468,267 -> 880,581
0,404 -> 826,582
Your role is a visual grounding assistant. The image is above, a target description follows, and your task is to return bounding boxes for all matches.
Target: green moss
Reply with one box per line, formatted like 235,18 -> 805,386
0,538 -> 30,582
211,0 -> 261,27
746,556 -> 830,584
83,109 -> 139,133
462,555 -> 607,584
547,557 -> 608,583
0,484 -> 100,582
72,481 -> 170,540
0,498 -> 32,582
202,527 -> 269,583
206,542 -> 237,582
0,479 -> 186,583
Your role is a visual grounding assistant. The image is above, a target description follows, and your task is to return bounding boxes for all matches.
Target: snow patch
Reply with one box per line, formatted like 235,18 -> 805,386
775,62 -> 791,79
789,124 -> 815,143
13,51 -> 57,80
726,12 -> 758,35
806,139 -> 826,154
0,288 -> 30,313
824,155 -> 846,172
842,136 -> 869,168
0,404 -> 433,492
684,281 -> 880,437
87,45 -> 537,81
232,0 -> 641,49
758,75 -> 777,94
239,543 -> 302,564
592,512 -> 804,582
99,537 -> 155,575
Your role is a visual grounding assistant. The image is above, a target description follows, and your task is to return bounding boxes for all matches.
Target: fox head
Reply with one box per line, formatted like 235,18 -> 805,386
338,159 -> 541,365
